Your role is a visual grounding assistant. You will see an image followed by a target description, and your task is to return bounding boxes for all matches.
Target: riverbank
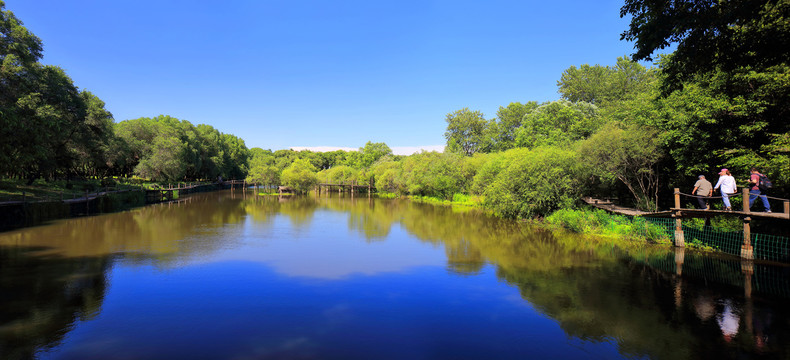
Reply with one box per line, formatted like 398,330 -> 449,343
374,192 -> 790,258
0,179 -> 228,231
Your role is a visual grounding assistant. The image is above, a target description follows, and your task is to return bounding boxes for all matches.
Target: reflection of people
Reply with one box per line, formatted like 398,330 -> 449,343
692,175 -> 713,209
748,168 -> 771,213
713,169 -> 737,211
717,299 -> 740,342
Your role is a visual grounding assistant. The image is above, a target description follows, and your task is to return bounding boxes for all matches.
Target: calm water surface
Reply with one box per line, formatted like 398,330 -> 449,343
1,190 -> 789,359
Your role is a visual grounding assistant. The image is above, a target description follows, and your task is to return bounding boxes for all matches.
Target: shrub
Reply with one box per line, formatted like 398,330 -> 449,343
482,146 -> 581,218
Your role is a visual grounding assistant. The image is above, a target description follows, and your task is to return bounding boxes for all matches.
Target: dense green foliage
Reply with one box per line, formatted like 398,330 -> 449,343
113,116 -> 249,181
620,0 -> 790,92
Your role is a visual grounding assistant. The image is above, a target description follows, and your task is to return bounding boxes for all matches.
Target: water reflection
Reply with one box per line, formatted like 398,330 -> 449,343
0,246 -> 109,359
0,191 -> 789,359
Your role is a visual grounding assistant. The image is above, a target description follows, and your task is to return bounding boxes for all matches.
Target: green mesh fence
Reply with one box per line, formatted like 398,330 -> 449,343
754,233 -> 790,262
630,217 -> 790,263
626,250 -> 790,299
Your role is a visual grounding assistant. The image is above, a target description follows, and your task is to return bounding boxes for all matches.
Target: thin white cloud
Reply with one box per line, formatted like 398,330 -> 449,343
290,145 -> 445,156
290,146 -> 356,152
390,145 -> 445,155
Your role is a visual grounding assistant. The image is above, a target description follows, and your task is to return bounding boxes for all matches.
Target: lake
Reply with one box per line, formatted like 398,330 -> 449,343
1,190 -> 789,359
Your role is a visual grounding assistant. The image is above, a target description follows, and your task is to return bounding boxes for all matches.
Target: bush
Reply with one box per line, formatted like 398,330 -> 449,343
281,159 -> 318,194
482,146 -> 581,218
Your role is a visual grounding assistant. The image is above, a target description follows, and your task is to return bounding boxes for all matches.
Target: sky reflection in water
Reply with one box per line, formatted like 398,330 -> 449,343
1,191 -> 789,359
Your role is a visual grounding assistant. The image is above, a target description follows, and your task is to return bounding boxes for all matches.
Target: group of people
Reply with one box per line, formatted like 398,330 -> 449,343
692,168 -> 772,212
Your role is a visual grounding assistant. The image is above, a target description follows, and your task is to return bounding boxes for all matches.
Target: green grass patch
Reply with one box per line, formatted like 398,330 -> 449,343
375,192 -> 400,199
544,208 -> 672,244
409,193 -> 483,208
257,192 -> 286,196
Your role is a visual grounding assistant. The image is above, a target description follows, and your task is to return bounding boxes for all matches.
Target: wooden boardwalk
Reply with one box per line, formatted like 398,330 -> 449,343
584,188 -> 789,260
583,194 -> 790,221
582,197 -> 670,217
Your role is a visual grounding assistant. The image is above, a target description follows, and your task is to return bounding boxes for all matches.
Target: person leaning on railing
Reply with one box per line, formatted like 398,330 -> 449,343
713,168 -> 737,211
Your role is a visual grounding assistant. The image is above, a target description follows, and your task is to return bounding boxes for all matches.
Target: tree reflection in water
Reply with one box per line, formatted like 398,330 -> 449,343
0,191 -> 788,359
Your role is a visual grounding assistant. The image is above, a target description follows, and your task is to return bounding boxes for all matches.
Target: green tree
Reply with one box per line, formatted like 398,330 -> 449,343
357,141 -> 392,168
280,158 -> 318,194
482,146 -> 581,218
399,152 -> 463,199
0,1 -> 43,176
15,65 -> 86,180
489,102 -> 538,151
70,90 -> 115,178
514,100 -> 602,148
444,108 -> 490,156
246,147 -> 278,187
578,123 -> 664,211
558,57 -> 656,106
134,134 -> 188,181
620,0 -> 790,92
370,156 -> 402,193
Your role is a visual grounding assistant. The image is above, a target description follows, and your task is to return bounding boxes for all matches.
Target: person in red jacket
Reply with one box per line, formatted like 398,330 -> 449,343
748,168 -> 771,213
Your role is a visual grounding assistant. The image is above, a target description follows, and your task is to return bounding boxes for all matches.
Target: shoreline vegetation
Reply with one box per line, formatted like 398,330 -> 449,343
2,3 -> 788,240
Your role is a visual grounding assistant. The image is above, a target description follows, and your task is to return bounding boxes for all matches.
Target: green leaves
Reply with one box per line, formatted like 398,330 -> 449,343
444,108 -> 490,156
482,147 -> 581,218
281,158 -> 318,194
514,100 -> 603,149
621,0 -> 790,92
578,123 -> 663,211
114,116 -> 250,181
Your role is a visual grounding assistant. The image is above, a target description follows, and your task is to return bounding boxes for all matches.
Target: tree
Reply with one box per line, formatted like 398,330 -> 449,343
246,164 -> 280,189
398,151 -> 463,199
444,108 -> 490,156
620,0 -> 790,91
280,158 -> 318,194
134,135 -> 188,181
70,90 -> 115,177
489,102 -> 538,151
370,156 -> 402,194
15,65 -> 87,180
514,100 -> 603,148
578,123 -> 664,211
357,141 -> 392,168
246,147 -> 279,188
558,57 -> 656,105
0,2 -> 43,175
482,146 -> 581,218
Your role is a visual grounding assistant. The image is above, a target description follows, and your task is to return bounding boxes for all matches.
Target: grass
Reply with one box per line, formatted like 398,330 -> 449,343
544,208 -> 673,244
390,193 -> 484,208
257,192 -> 288,196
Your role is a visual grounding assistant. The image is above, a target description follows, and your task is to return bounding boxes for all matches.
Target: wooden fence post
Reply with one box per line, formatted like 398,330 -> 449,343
742,216 -> 753,260
743,187 -> 750,213
741,188 -> 754,259
672,188 -> 685,247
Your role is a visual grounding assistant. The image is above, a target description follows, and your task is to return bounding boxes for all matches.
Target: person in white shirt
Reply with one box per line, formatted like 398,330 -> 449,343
713,168 -> 737,211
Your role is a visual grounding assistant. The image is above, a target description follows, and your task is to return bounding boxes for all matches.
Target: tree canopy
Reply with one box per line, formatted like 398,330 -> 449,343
621,0 -> 790,90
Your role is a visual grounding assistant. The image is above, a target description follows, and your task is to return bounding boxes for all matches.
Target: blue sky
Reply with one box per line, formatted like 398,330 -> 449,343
7,0 -> 640,154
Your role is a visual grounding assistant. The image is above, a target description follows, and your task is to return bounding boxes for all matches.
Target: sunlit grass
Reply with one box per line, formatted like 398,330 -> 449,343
544,208 -> 673,245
